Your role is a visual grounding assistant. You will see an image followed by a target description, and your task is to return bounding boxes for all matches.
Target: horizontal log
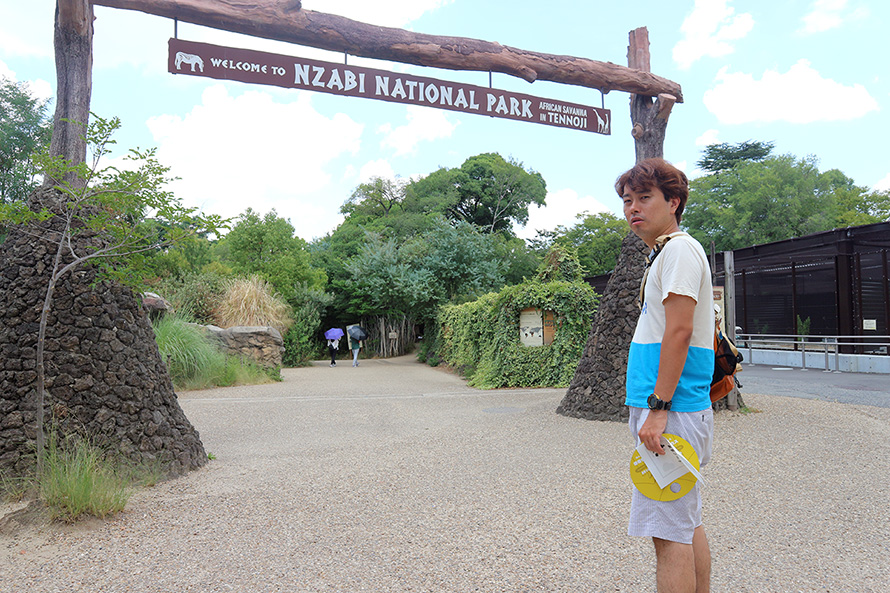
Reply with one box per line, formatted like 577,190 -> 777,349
91,0 -> 683,102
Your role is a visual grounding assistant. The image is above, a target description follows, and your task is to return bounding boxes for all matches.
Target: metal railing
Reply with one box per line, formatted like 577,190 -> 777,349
736,333 -> 890,372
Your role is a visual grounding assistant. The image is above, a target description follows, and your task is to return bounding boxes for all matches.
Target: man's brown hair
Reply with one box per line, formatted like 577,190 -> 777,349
615,158 -> 689,223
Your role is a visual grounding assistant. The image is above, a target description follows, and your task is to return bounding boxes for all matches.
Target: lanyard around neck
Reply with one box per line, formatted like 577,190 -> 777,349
639,234 -> 674,310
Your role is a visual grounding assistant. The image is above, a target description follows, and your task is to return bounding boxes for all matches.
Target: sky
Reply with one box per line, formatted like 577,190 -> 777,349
1,0 -> 887,242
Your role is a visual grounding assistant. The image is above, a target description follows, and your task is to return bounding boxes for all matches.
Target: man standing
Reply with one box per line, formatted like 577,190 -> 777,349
618,158 -> 715,593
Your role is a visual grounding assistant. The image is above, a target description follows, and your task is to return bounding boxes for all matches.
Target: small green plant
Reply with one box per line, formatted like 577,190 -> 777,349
39,433 -> 134,522
0,471 -> 32,502
796,315 -> 811,342
207,452 -> 217,461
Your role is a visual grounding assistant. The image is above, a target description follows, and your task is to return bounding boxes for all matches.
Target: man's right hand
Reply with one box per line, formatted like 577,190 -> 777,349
639,409 -> 668,454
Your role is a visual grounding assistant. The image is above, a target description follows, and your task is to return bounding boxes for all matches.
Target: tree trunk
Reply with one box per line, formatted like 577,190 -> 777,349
47,0 -> 93,188
558,27 -> 674,422
92,0 -> 682,101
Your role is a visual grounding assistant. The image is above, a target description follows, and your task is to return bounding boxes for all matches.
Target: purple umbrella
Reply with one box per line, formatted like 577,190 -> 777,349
324,327 -> 345,340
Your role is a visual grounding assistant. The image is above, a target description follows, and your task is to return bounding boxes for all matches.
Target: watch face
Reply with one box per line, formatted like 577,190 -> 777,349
647,394 -> 660,409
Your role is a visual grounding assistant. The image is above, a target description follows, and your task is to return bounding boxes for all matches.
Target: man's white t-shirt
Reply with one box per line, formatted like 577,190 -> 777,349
625,232 -> 714,413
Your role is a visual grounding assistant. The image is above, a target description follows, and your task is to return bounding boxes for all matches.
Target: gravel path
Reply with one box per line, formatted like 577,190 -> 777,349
3,355 -> 888,592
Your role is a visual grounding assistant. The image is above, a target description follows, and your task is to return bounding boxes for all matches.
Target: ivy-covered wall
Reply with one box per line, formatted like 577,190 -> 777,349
432,280 -> 598,388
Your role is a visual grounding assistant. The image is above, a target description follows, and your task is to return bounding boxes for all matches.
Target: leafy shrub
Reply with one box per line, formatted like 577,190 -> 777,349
282,283 -> 333,367
215,275 -> 293,334
433,280 -> 598,389
152,271 -> 229,324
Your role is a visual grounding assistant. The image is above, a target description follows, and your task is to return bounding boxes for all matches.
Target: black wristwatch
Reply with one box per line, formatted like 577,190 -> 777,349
647,393 -> 672,411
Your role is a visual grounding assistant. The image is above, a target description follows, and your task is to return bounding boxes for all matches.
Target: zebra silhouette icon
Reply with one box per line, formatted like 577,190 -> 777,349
175,51 -> 204,73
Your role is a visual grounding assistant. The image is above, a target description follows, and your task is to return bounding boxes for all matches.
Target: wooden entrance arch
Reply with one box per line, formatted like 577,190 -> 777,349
50,0 -> 681,171
49,0 -> 682,421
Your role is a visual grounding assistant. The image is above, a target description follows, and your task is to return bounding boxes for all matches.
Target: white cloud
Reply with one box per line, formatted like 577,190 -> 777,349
800,0 -> 869,34
358,159 -> 396,182
673,0 -> 754,70
378,105 -> 457,156
146,85 -> 363,240
695,129 -> 720,146
0,59 -> 54,103
703,59 -> 879,124
515,188 -> 611,241
874,172 -> 890,192
0,59 -> 14,81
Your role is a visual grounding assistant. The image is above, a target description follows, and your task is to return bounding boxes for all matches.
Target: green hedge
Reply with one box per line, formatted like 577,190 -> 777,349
434,280 -> 598,388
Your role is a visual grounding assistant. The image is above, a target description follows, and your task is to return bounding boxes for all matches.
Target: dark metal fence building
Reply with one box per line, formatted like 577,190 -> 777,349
585,222 -> 890,353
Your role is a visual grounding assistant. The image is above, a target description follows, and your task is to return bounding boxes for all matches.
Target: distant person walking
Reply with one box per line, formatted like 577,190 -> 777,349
327,337 -> 340,367
350,335 -> 363,367
324,327 -> 346,368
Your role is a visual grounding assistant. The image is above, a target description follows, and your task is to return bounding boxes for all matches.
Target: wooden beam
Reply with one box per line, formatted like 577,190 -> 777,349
48,0 -> 94,186
627,27 -> 671,161
91,0 -> 683,102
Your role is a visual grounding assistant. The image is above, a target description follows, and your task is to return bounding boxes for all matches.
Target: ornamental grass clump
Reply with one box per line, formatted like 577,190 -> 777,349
152,312 -> 276,390
215,275 -> 293,335
153,312 -> 225,386
39,433 -> 134,523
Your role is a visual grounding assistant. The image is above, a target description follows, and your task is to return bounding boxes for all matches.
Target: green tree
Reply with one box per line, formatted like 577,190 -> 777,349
0,77 -> 52,204
684,154 -> 886,251
220,208 -> 326,298
408,153 -> 547,233
0,114 -> 225,471
341,176 -> 407,221
696,140 -> 774,173
539,212 -> 626,276
344,218 -> 505,321
400,218 -> 506,318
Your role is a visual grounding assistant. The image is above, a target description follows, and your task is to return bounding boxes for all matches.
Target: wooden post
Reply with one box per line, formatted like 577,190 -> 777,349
627,27 -> 675,161
46,0 -> 94,188
724,251 -> 739,410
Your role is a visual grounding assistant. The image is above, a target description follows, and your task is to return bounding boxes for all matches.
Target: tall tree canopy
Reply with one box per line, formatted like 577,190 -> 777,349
0,77 -> 52,204
407,153 -> 547,234
696,140 -> 774,174
343,217 -> 505,320
219,208 -> 326,297
684,153 -> 889,251
535,212 -> 627,276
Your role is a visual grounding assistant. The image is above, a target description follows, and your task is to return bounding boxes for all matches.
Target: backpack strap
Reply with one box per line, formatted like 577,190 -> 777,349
639,234 -> 675,310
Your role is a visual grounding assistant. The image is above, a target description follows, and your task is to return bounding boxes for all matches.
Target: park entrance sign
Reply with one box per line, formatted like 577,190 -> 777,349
169,38 -> 611,135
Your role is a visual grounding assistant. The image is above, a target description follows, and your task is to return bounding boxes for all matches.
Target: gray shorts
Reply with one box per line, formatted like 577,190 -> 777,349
627,406 -> 714,544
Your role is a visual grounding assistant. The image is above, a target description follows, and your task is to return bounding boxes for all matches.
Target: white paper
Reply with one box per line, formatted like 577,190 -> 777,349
635,437 -> 705,489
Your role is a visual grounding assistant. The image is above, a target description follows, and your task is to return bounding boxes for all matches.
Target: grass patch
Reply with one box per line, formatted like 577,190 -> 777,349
153,312 -> 278,391
39,434 -> 132,522
24,431 -> 164,523
0,471 -> 33,503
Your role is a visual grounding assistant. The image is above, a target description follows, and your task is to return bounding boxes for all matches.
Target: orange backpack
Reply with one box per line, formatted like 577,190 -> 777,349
711,321 -> 743,402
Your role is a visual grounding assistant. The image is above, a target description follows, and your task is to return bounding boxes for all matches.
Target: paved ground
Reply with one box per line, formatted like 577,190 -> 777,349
2,355 -> 889,592
738,363 -> 890,407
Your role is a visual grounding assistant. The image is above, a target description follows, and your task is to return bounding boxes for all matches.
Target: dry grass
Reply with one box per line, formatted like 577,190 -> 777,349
214,275 -> 293,334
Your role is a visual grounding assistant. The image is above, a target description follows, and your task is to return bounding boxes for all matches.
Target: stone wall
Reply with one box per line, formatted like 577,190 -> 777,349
0,196 -> 207,476
199,325 -> 284,369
